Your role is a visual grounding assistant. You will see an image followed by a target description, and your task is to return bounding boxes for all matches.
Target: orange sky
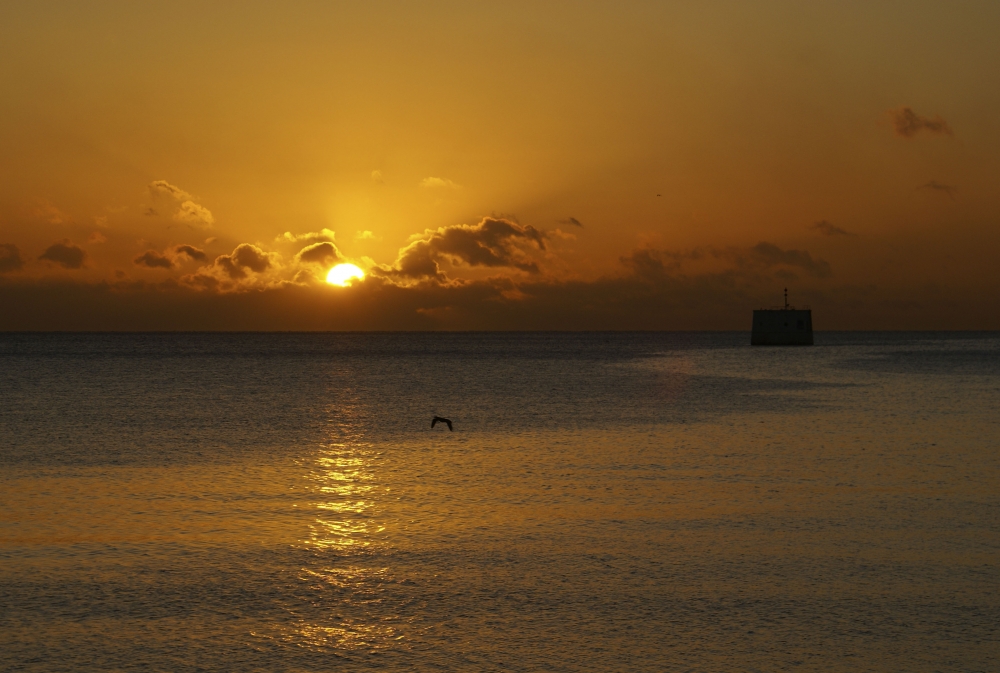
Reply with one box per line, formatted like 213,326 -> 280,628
2,1 -> 998,329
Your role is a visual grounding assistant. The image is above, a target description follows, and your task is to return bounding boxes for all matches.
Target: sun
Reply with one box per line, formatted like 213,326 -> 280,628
326,263 -> 365,286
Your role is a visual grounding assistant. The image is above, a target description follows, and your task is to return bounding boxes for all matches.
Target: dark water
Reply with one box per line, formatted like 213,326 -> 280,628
1,332 -> 998,671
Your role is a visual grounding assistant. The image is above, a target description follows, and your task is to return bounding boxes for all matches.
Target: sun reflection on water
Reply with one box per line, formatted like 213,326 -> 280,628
258,412 -> 415,656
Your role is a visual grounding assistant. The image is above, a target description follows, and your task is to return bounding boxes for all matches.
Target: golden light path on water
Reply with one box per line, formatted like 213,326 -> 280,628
252,391 -> 408,655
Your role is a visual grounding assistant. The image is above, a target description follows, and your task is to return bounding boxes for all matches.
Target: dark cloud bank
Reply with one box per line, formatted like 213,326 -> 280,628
1,238 -> 993,330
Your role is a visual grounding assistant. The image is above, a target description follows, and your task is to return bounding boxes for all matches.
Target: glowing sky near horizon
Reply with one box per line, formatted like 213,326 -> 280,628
1,1 -> 999,329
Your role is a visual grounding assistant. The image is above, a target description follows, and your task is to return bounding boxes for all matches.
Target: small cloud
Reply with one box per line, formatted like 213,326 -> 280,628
917,180 -> 957,200
33,203 -> 67,225
889,107 -> 953,138
372,170 -> 384,184
420,177 -> 461,189
810,220 -> 854,236
175,200 -> 214,227
213,243 -> 275,280
93,215 -> 109,228
148,180 -> 193,201
751,242 -> 831,278
354,230 -> 377,241
173,244 -> 206,261
295,241 -> 342,267
88,231 -> 108,244
0,244 -> 25,273
559,217 -> 584,228
39,241 -> 86,269
278,229 -> 336,245
204,237 -> 217,244
144,207 -> 159,217
114,269 -> 126,279
134,250 -> 174,269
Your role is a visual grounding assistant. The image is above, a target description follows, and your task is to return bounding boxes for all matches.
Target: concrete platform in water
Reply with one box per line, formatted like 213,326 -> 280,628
751,289 -> 813,345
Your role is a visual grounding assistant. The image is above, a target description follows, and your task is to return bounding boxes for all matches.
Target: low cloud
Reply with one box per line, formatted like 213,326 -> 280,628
810,220 -> 853,236
212,244 -> 276,280
379,217 -> 547,282
889,107 -> 953,138
295,241 -> 342,267
134,250 -> 174,269
39,241 -> 86,269
917,180 -> 957,199
278,229 -> 336,245
355,230 -> 377,241
173,244 -> 206,261
420,177 -> 461,189
560,217 -> 584,227
0,244 -> 24,273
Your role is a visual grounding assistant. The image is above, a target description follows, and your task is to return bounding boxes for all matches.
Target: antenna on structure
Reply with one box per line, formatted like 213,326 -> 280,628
784,288 -> 788,309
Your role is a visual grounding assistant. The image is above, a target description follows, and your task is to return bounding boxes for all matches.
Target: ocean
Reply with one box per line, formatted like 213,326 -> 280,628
1,332 -> 998,672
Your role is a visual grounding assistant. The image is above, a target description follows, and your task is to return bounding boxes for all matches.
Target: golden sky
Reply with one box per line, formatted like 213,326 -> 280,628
2,1 -> 998,329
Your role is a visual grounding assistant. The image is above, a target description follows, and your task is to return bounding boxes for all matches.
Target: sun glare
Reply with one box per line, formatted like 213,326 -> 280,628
326,263 -> 365,286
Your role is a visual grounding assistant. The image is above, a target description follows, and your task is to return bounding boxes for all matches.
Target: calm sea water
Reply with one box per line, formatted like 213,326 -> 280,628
1,332 -> 998,672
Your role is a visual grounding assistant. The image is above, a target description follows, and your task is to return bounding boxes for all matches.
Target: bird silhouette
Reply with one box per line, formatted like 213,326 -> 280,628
431,416 -> 453,431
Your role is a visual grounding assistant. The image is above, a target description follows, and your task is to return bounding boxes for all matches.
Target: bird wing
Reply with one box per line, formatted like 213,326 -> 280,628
445,419 -> 453,431
431,418 -> 438,428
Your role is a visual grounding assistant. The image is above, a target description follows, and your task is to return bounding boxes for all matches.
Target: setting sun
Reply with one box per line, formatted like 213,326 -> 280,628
326,263 -> 365,287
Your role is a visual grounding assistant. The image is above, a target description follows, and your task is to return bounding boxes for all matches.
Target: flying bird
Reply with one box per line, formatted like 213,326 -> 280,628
431,416 -> 453,431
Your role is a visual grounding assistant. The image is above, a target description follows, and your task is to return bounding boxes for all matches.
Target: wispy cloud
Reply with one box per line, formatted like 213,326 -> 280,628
889,107 -> 953,138
277,229 -> 336,245
420,177 -> 461,189
559,217 -> 584,227
810,220 -> 854,236
371,170 -> 384,184
88,231 -> 108,244
917,180 -> 957,200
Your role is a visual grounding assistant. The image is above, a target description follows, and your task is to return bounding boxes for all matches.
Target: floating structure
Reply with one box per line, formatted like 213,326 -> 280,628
751,289 -> 813,345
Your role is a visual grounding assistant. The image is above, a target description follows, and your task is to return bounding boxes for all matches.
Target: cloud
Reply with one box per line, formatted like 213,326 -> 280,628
175,201 -> 214,227
38,241 -> 86,269
917,180 -> 957,199
379,217 -> 548,282
749,242 -> 832,278
148,180 -> 214,228
355,230 -> 377,241
144,207 -> 159,217
0,244 -> 24,273
148,180 -> 193,201
88,231 -> 108,244
810,220 -> 853,236
560,217 -> 584,227
32,203 -> 67,225
277,229 -> 336,245
889,107 -> 953,138
372,170 -> 384,184
212,244 -> 275,280
295,241 -> 342,267
173,244 -> 206,261
420,177 -> 461,189
134,250 -> 174,269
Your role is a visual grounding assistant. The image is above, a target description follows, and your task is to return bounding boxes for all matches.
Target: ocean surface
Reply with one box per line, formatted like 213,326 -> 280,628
1,332 -> 998,672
